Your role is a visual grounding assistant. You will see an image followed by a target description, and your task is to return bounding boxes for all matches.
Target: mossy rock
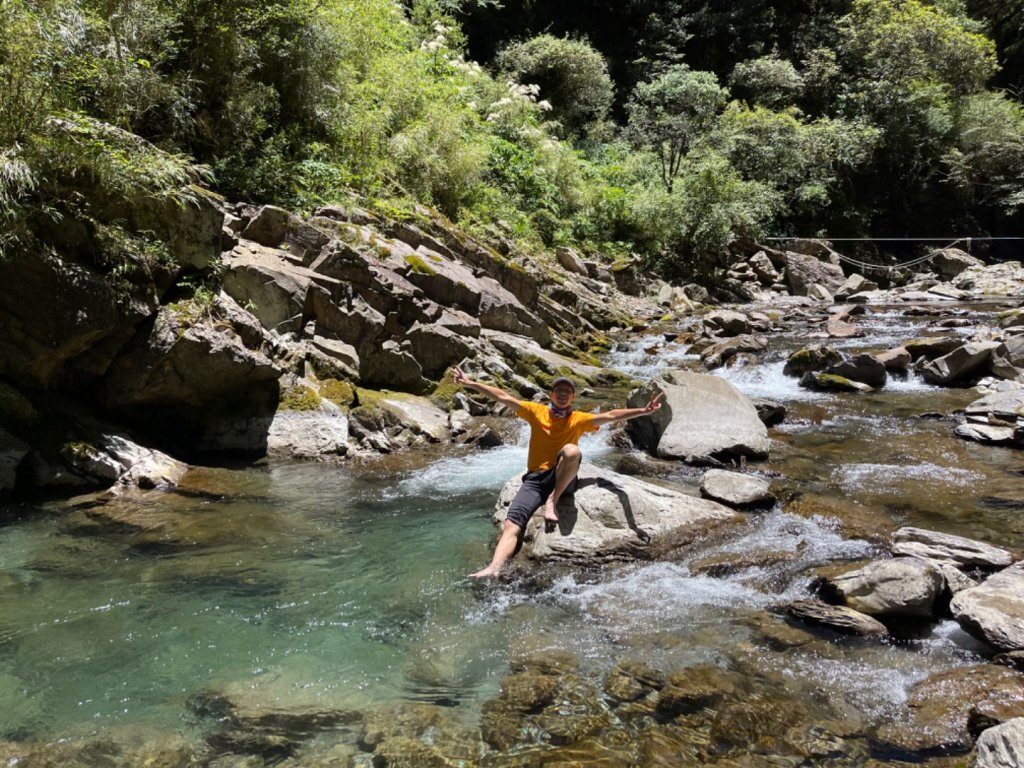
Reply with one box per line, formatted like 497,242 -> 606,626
318,379 -> 355,409
428,372 -> 462,411
403,253 -> 437,275
280,384 -> 322,411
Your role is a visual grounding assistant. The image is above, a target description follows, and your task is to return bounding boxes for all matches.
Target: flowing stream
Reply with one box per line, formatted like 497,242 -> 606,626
0,301 -> 1021,763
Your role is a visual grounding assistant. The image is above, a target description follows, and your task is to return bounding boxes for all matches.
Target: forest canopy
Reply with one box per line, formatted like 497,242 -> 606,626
2,0 -> 1022,279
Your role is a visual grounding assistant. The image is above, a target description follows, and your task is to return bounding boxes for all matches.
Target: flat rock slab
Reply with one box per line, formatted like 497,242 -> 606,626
785,599 -> 889,637
955,423 -> 1022,446
494,463 -> 742,564
951,561 -> 1024,652
626,371 -> 770,463
976,718 -> 1024,768
822,557 -> 944,618
964,390 -> 1024,422
267,409 -> 349,459
699,469 -> 775,508
891,526 -> 1015,569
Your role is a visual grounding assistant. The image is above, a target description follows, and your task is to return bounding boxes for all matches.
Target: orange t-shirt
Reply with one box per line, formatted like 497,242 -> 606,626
517,401 -> 599,472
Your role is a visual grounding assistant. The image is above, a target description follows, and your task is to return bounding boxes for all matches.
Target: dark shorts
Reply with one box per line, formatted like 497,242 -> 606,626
505,468 -> 578,529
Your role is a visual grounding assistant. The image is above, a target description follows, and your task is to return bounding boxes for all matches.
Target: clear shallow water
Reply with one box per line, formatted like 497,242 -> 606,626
0,301 -> 1021,763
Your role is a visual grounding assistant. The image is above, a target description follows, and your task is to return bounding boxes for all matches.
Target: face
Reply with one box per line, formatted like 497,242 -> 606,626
549,384 -> 575,408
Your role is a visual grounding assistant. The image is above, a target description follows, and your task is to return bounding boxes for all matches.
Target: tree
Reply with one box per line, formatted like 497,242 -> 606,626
494,34 -> 614,139
729,54 -> 804,109
625,64 -> 727,192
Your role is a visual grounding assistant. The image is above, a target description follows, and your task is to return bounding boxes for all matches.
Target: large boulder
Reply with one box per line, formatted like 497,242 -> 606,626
783,344 -> 842,377
784,252 -> 846,296
266,407 -> 349,459
0,250 -> 158,390
891,527 -> 1015,570
920,341 -> 1001,386
953,262 -> 1024,297
703,311 -> 751,337
494,463 -> 741,564
951,562 -> 1024,652
826,353 -> 888,388
626,372 -> 770,463
932,248 -> 983,280
976,718 -> 1024,768
964,390 -> 1024,424
821,558 -> 945,619
99,300 -> 281,454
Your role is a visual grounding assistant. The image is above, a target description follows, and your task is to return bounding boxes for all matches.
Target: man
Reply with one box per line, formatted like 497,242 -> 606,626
452,366 -> 663,578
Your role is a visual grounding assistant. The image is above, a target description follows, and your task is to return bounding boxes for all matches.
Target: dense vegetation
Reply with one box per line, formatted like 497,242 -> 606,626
2,0 -> 1022,281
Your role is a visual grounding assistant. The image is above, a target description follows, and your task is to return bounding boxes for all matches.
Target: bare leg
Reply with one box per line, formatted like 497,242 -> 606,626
543,444 -> 582,526
470,520 -> 522,578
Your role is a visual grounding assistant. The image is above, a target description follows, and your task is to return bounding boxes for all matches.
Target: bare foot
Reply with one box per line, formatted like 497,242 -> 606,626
542,498 -> 559,524
469,565 -> 501,579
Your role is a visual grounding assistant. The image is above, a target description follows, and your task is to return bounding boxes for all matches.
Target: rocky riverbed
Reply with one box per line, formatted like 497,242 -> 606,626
2,189 -> 1024,765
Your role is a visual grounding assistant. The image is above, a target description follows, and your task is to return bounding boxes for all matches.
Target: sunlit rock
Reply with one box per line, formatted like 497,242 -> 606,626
891,527 -> 1014,570
783,344 -> 842,377
921,341 -> 1001,386
626,372 -> 770,463
799,371 -> 874,393
494,463 -> 741,565
976,717 -> 1024,768
951,562 -> 1024,652
699,469 -> 775,508
785,599 -> 888,637
821,557 -> 944,619
703,310 -> 751,337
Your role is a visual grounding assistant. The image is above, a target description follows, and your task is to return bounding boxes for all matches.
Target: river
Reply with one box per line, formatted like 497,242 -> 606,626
0,300 -> 1020,765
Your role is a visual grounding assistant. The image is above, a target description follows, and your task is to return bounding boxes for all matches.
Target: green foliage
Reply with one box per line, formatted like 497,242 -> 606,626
625,65 -> 728,192
730,55 -> 805,109
494,34 -> 614,139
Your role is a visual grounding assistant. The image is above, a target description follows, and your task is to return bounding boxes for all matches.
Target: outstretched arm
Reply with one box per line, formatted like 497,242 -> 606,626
452,366 -> 521,411
590,392 -> 663,427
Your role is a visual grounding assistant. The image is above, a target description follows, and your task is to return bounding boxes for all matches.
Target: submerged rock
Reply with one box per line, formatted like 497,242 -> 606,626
951,562 -> 1024,652
873,665 -> 1024,757
494,463 -> 741,565
626,372 -> 770,463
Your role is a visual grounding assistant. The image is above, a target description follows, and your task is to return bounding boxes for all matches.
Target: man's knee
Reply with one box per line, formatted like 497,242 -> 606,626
559,444 -> 582,463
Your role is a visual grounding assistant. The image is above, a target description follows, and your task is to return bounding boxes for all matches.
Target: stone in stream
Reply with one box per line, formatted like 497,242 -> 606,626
872,665 -> 1024,757
783,344 -> 843,377
964,389 -> 1024,424
820,557 -> 944,619
700,334 -> 768,368
904,336 -> 965,361
699,469 -> 775,508
825,353 -> 888,388
752,397 -> 786,427
976,718 -> 1024,768
874,346 -> 913,375
951,562 -> 1024,652
891,527 -> 1015,570
703,310 -> 752,337
834,273 -> 879,300
493,463 -> 742,565
626,371 -> 770,463
799,371 -> 874,393
955,422 -> 1022,446
921,341 -> 1002,386
785,598 -> 889,637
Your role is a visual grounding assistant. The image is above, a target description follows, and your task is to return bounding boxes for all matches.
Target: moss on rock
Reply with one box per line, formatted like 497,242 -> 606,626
280,384 -> 321,411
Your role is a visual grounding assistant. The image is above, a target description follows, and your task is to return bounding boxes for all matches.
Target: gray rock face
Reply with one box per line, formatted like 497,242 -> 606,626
800,371 -> 874,393
495,464 -> 741,564
241,205 -> 293,247
267,409 -> 349,458
964,390 -> 1024,423
626,372 -> 770,463
976,718 -> 1024,768
932,248 -> 983,280
835,273 -> 879,300
955,423 -> 1022,446
223,242 -> 323,334
784,252 -> 846,296
951,562 -> 1024,651
953,261 -> 1024,297
700,469 -> 775,507
555,246 -> 589,275
824,558 -> 944,618
61,433 -> 188,491
704,311 -> 751,337
892,527 -> 1015,569
921,341 -> 1001,386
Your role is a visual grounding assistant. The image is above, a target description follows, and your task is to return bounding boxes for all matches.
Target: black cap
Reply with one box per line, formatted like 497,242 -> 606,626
549,376 -> 576,392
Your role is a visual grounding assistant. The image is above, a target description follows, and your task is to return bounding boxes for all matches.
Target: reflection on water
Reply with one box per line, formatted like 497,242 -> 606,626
0,301 -> 1021,763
